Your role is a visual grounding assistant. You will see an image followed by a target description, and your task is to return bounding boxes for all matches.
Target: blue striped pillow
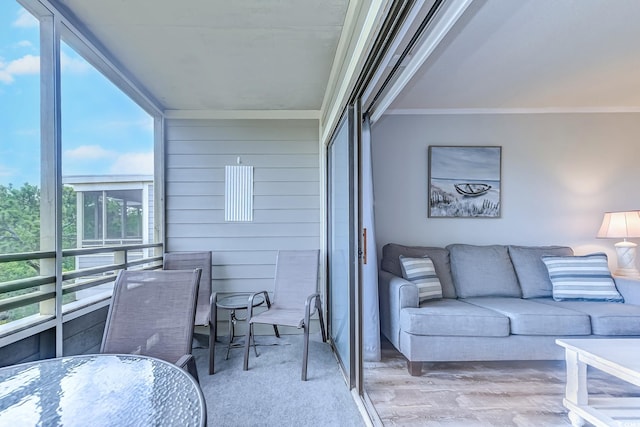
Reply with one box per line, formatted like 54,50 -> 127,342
541,253 -> 623,302
399,255 -> 443,302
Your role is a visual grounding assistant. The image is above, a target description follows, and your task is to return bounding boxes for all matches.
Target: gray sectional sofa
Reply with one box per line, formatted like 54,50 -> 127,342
379,243 -> 640,376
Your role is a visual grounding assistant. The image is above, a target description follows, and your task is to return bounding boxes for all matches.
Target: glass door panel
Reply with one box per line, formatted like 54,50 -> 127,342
328,110 -> 356,385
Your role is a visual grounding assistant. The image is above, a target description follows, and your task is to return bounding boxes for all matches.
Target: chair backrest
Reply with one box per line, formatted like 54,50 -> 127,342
272,250 -> 320,310
163,251 -> 212,325
101,269 -> 201,364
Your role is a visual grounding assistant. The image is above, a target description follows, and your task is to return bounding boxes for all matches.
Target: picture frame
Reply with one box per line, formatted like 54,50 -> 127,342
428,145 -> 501,218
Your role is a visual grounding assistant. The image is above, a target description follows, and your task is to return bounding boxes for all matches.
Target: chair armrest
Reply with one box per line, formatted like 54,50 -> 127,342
176,354 -> 200,382
304,293 -> 320,326
246,291 -> 271,319
614,276 -> 640,305
176,354 -> 193,369
378,270 -> 418,348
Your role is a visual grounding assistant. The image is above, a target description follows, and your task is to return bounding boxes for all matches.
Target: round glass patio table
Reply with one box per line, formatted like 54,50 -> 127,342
0,354 -> 206,427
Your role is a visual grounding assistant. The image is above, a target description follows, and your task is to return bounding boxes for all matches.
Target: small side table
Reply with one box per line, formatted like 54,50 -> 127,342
216,293 -> 264,360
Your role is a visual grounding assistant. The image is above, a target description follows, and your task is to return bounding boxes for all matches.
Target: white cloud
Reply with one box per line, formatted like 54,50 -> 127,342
13,9 -> 38,28
6,54 -> 39,75
0,54 -> 40,84
61,51 -> 90,74
99,118 -> 154,133
0,52 -> 90,85
0,165 -> 17,177
16,40 -> 33,48
14,128 -> 39,137
65,145 -> 116,160
109,152 -> 154,175
0,70 -> 11,84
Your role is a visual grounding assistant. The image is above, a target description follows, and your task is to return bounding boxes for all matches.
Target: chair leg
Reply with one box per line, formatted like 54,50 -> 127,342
188,357 -> 200,384
251,328 -> 258,357
243,323 -> 252,371
316,299 -> 327,343
302,324 -> 310,381
273,324 -> 280,338
208,323 -> 215,375
209,294 -> 217,375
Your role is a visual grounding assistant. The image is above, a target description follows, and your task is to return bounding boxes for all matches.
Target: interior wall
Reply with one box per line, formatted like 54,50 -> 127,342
164,119 -> 321,296
371,113 -> 640,268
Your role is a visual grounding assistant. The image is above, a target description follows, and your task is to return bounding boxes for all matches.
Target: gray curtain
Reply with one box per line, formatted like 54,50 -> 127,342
362,114 -> 381,361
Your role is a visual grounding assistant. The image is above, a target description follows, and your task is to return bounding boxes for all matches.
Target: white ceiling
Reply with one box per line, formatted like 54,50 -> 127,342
388,0 -> 640,113
52,0 -> 640,116
55,0 -> 350,112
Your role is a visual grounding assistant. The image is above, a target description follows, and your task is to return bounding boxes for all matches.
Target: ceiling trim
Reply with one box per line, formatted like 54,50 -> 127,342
385,107 -> 640,115
163,110 -> 320,120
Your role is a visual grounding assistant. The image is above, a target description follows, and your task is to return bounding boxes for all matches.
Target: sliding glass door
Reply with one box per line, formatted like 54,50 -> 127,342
327,108 -> 358,386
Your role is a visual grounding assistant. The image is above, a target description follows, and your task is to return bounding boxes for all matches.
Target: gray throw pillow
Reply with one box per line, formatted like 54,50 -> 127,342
508,245 -> 574,298
447,244 -> 521,298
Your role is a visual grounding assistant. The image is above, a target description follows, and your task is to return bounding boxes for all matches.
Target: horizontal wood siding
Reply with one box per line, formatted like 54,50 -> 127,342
165,119 -> 321,296
0,307 -> 107,367
63,306 -> 108,356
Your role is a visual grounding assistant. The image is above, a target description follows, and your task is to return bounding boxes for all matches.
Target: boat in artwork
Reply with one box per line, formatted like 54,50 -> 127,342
454,183 -> 491,197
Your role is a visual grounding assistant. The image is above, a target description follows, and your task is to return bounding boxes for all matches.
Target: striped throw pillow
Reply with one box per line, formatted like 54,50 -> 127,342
541,253 -> 623,302
399,255 -> 443,302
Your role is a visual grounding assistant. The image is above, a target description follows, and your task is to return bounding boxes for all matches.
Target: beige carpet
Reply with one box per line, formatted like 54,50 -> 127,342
364,338 -> 640,426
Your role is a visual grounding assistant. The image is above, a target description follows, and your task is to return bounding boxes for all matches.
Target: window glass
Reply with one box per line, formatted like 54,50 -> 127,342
60,38 -> 154,306
0,2 -> 43,324
82,191 -> 102,244
60,39 -> 153,248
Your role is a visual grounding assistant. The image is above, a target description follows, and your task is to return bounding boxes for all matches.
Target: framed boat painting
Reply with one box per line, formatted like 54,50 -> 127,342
428,145 -> 501,218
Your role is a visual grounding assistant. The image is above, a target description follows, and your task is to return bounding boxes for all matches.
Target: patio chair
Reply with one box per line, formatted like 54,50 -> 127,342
243,250 -> 326,381
101,269 -> 202,382
163,251 -> 215,374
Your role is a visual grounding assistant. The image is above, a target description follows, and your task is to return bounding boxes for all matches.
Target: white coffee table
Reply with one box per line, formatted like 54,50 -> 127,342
556,338 -> 640,427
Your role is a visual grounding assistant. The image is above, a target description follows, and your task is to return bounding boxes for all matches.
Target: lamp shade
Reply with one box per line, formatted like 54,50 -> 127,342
597,211 -> 640,239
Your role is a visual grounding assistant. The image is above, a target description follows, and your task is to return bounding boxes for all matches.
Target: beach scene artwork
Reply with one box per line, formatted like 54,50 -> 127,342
428,146 -> 501,218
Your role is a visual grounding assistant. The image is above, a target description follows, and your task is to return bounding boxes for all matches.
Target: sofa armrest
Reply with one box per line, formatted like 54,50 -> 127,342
378,270 -> 419,348
614,276 -> 640,305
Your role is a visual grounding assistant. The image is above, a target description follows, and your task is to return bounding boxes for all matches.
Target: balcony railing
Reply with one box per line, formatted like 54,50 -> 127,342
0,243 -> 163,347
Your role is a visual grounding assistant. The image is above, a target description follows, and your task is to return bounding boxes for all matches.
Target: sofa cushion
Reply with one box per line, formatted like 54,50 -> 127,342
463,297 -> 591,335
399,255 -> 443,302
400,299 -> 509,337
381,243 -> 456,298
447,244 -> 521,298
541,253 -> 624,302
534,299 -> 640,335
508,245 -> 574,298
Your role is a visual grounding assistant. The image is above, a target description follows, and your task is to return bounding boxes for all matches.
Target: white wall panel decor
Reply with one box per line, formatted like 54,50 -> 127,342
225,165 -> 253,222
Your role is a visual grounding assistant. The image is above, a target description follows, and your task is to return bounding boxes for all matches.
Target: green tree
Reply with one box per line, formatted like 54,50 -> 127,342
0,183 -> 78,323
0,183 -> 77,281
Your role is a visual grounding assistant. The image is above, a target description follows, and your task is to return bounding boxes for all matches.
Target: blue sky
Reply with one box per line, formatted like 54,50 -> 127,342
0,1 -> 153,187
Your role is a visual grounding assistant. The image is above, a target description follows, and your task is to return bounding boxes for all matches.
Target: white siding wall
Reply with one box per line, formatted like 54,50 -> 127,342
165,119 -> 320,296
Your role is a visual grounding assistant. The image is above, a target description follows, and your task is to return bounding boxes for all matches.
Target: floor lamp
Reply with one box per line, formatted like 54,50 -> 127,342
597,211 -> 640,278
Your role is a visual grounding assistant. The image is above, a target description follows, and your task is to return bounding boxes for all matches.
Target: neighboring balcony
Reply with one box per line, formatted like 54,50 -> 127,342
0,176 -> 159,359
